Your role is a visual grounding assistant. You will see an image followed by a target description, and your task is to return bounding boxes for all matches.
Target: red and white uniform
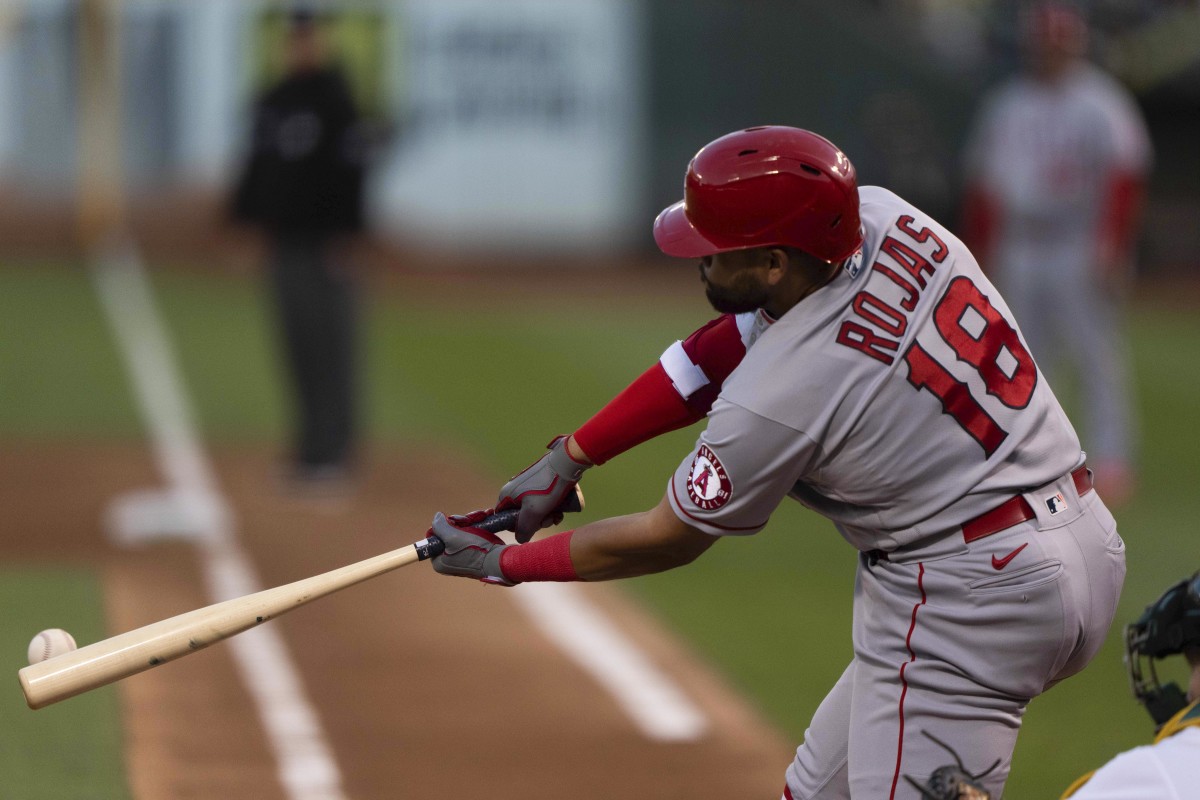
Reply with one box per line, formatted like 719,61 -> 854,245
962,61 -> 1152,474
577,187 -> 1126,798
669,188 -> 1084,547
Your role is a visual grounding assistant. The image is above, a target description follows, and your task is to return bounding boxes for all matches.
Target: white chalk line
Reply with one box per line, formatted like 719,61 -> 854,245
510,582 -> 708,741
89,237 -> 346,800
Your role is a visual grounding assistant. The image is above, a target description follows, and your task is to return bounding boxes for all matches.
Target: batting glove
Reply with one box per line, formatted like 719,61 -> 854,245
428,510 -> 514,586
498,435 -> 590,543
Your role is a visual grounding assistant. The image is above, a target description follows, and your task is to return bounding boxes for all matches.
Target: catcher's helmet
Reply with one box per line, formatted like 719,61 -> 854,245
653,126 -> 863,263
1125,570 -> 1200,727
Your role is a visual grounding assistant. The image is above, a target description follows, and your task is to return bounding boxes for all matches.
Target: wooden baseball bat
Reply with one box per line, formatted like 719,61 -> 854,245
20,490 -> 581,710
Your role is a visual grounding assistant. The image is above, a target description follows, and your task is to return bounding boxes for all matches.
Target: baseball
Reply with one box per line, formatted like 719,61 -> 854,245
27,628 -> 77,665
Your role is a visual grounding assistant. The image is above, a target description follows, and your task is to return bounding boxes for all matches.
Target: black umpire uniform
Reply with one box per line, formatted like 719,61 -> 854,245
232,15 -> 367,482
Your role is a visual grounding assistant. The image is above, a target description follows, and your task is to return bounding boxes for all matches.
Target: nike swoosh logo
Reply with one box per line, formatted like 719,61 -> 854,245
991,543 -> 1029,570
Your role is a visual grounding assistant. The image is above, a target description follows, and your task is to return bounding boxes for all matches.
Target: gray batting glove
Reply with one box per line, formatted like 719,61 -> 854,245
428,511 -> 514,586
498,435 -> 590,543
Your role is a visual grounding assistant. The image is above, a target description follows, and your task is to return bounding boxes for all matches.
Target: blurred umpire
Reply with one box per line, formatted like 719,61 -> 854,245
231,9 -> 368,489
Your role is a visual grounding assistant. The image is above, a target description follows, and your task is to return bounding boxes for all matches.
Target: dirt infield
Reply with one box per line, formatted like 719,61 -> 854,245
5,441 -> 794,799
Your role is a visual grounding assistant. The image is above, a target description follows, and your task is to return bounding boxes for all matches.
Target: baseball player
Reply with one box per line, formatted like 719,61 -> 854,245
961,2 -> 1153,506
428,125 -> 1127,798
1061,570 -> 1200,798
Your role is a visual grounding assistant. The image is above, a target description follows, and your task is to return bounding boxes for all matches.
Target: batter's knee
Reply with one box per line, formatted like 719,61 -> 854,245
785,741 -> 850,800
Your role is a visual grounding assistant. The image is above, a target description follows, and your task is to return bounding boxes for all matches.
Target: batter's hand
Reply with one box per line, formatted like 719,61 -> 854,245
428,510 -> 513,585
498,435 -> 590,542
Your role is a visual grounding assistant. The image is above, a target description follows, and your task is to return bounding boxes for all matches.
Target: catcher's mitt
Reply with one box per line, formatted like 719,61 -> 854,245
903,730 -> 997,800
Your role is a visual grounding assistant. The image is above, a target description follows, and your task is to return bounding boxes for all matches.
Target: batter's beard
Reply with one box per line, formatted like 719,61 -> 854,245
703,271 -> 771,315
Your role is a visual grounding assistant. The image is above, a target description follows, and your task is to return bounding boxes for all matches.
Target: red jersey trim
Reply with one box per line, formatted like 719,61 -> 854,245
889,562 -> 928,799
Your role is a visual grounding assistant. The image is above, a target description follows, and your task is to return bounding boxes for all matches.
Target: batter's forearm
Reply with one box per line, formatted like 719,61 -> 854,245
568,514 -> 704,581
564,435 -> 593,466
499,497 -> 717,584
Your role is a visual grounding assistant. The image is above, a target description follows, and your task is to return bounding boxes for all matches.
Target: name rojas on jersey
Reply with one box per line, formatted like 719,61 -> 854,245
832,188 -> 1049,464
678,187 -> 1081,550
835,208 -> 952,368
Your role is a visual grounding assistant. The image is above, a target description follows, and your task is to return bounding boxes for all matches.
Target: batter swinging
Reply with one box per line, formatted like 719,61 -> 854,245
428,126 -> 1127,798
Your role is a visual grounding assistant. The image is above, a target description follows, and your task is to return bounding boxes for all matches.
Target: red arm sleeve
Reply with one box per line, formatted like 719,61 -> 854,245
1098,169 -> 1145,264
960,183 -> 1000,270
571,314 -> 747,465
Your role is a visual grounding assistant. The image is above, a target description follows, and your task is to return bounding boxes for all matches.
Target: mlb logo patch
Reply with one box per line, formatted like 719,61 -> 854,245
844,245 -> 865,279
1045,492 -> 1068,515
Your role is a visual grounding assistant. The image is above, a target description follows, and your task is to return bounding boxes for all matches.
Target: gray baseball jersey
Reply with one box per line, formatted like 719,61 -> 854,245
665,187 -> 1125,799
668,186 -> 1080,552
963,63 -> 1150,257
962,62 -> 1152,469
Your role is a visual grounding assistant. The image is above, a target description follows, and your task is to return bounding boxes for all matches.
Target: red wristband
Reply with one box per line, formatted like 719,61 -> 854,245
499,531 -> 579,583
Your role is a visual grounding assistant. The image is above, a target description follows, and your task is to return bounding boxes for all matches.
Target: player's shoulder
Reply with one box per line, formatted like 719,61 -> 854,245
858,186 -> 955,243
1155,700 -> 1200,742
1061,727 -> 1200,799
1061,744 -> 1165,798
858,185 -> 914,222
1072,63 -> 1133,94
1068,64 -> 1142,114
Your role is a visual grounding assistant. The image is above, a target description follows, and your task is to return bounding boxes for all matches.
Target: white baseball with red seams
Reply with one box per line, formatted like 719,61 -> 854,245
664,187 -> 1125,798
27,629 -> 77,665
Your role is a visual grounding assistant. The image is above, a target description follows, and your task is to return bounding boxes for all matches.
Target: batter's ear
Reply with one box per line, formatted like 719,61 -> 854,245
765,247 -> 790,286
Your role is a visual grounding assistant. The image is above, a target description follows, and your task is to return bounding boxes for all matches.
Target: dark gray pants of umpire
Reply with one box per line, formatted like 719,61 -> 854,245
269,231 -> 357,470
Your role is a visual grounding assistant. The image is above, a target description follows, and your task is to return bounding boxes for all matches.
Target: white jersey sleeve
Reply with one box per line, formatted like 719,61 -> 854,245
668,401 -> 816,536
1068,728 -> 1200,799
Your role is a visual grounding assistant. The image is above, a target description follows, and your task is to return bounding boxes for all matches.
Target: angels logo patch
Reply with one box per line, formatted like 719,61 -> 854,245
687,445 -> 733,510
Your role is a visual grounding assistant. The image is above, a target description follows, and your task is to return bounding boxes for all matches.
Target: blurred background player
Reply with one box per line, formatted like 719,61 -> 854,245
961,1 -> 1152,506
1062,570 -> 1200,798
231,9 -> 369,492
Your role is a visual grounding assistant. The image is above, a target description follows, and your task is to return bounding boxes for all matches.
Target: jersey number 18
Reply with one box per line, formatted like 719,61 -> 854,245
904,276 -> 1037,457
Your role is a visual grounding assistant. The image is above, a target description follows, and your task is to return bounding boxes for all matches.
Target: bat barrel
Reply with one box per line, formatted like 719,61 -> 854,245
19,594 -> 279,708
19,542 -> 427,709
18,495 -> 578,710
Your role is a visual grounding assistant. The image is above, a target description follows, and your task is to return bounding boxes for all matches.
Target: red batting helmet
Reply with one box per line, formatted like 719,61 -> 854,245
654,126 -> 863,263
